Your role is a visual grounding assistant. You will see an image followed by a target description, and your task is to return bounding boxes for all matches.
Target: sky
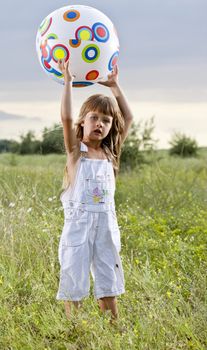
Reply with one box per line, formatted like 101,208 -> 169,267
0,0 -> 206,149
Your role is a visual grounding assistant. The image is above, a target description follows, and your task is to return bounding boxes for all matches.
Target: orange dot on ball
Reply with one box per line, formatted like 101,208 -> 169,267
86,70 -> 99,80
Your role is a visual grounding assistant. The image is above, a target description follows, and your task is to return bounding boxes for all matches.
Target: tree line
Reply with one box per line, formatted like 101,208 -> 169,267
0,117 -> 199,169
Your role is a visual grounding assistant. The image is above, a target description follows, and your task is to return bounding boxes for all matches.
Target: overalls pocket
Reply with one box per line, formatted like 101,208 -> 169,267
84,174 -> 112,204
62,208 -> 88,246
64,207 -> 87,221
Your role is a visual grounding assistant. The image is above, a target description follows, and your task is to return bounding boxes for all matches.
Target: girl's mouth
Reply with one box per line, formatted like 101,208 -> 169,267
93,129 -> 102,135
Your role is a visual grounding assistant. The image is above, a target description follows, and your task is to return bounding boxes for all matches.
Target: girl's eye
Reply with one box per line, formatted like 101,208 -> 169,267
104,119 -> 110,123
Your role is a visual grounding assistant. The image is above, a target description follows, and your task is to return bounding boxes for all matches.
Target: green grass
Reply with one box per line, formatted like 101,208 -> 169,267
0,151 -> 207,349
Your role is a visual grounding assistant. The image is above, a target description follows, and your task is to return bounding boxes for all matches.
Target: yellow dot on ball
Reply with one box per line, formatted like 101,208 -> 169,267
80,30 -> 91,40
55,49 -> 65,59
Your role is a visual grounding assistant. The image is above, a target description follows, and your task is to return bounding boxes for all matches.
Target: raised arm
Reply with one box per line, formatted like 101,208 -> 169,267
98,65 -> 134,144
58,59 -> 77,153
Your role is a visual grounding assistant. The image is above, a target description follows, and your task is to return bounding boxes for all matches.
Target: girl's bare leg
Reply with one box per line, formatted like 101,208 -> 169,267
64,300 -> 82,319
98,296 -> 118,322
64,301 -> 71,319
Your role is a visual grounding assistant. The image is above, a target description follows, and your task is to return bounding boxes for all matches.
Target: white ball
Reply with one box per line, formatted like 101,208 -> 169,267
36,5 -> 119,87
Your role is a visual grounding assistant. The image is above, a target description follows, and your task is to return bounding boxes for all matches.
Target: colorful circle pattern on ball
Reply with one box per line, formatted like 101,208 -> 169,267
39,17 -> 52,36
75,26 -> 94,41
69,39 -> 81,48
82,44 -> 100,63
92,22 -> 109,42
73,81 -> 94,87
51,44 -> 70,63
40,41 -> 52,62
85,70 -> 99,80
63,10 -> 80,22
41,56 -> 62,78
47,33 -> 58,40
108,51 -> 119,71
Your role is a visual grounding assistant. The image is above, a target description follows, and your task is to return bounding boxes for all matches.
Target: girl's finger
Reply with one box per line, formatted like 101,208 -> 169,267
57,60 -> 62,70
112,65 -> 118,75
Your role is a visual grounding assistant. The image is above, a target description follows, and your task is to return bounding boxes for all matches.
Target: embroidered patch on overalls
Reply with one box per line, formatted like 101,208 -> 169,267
92,187 -> 109,203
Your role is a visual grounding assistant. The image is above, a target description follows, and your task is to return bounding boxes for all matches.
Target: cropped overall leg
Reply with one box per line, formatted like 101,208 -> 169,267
56,209 -> 125,302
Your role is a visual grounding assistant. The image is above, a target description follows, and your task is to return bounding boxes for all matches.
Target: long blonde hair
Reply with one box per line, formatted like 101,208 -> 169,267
62,94 -> 125,190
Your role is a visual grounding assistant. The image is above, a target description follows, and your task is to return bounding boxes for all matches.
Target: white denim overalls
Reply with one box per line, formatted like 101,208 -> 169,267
56,141 -> 125,301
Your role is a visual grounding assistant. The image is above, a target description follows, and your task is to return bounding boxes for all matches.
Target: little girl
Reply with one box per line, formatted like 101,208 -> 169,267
56,59 -> 133,324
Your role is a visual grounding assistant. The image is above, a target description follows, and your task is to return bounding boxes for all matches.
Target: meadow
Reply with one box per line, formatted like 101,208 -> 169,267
0,150 -> 207,350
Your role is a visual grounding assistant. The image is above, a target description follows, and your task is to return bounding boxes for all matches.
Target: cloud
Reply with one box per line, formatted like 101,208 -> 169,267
0,110 -> 41,121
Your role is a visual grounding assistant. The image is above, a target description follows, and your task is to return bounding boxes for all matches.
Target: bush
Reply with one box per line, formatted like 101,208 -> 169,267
120,116 -> 157,170
0,139 -> 20,153
169,132 -> 198,157
41,124 -> 65,154
17,125 -> 65,155
19,131 -> 42,155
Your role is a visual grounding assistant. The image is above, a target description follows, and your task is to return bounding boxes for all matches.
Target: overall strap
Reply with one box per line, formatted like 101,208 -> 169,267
80,141 -> 88,159
80,141 -> 111,161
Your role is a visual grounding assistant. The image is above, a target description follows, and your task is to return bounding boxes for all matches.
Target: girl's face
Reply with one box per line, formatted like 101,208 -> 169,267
81,110 -> 113,141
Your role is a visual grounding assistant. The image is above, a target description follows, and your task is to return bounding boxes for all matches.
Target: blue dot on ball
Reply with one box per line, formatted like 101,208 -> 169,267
67,11 -> 77,19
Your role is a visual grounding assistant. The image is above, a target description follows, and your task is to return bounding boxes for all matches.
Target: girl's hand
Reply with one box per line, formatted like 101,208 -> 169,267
58,58 -> 74,83
98,64 -> 119,88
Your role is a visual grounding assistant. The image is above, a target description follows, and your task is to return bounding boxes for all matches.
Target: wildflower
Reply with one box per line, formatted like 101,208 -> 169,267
9,202 -> 15,208
134,328 -> 139,335
27,207 -> 32,213
48,197 -> 53,202
166,291 -> 171,298
82,320 -> 87,325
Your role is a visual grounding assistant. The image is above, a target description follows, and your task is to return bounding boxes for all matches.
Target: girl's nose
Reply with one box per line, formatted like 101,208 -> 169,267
97,119 -> 103,127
